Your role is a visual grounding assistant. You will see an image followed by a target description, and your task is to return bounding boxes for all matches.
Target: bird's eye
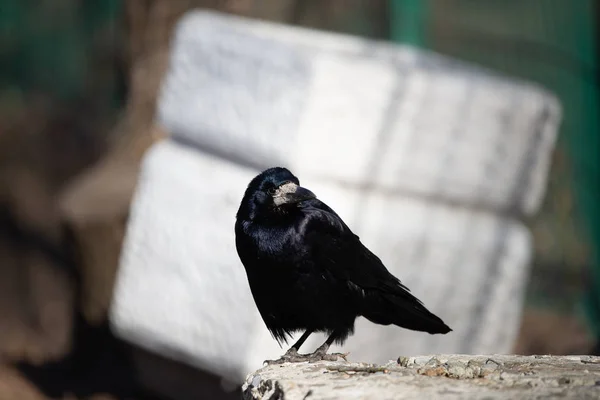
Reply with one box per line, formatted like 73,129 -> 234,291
267,187 -> 277,195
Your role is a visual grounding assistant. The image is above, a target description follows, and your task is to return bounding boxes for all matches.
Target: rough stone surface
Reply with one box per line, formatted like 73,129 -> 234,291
242,355 -> 600,399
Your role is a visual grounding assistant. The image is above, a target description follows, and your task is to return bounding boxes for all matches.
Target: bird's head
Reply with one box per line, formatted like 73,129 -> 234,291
236,167 -> 317,222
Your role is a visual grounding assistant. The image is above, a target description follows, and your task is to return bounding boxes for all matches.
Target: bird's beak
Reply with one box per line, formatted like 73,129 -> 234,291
273,182 -> 316,206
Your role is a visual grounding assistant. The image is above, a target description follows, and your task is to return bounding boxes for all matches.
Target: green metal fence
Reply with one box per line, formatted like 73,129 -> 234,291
0,0 -> 122,105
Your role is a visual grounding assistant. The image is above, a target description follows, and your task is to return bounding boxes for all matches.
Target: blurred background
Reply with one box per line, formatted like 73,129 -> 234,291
0,1 -> 598,399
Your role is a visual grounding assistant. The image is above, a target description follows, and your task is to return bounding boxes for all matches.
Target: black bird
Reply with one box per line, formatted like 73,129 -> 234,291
235,167 -> 451,363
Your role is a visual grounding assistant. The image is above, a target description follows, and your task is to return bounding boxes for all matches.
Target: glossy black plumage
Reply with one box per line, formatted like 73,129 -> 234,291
235,167 -> 451,361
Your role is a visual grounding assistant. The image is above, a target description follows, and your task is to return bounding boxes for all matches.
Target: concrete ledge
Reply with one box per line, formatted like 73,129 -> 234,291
242,355 -> 600,399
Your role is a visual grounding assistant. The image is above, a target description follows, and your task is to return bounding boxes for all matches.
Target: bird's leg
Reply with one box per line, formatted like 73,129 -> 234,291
282,329 -> 313,357
264,330 -> 314,365
305,330 -> 349,363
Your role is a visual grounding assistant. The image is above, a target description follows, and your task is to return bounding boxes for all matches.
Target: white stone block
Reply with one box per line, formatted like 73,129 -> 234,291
111,10 -> 561,386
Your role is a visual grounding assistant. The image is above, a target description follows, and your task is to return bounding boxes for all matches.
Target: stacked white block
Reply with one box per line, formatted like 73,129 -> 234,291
110,11 -> 561,385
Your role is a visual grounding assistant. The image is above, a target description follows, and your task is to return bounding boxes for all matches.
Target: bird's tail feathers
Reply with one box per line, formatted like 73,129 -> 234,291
362,290 -> 452,335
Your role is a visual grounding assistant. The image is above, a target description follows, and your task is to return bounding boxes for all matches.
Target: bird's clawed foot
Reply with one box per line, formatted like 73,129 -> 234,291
307,343 -> 348,363
264,345 -> 348,365
264,348 -> 305,365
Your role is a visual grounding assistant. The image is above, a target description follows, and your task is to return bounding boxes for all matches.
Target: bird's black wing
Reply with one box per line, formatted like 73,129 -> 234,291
298,199 -> 451,334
